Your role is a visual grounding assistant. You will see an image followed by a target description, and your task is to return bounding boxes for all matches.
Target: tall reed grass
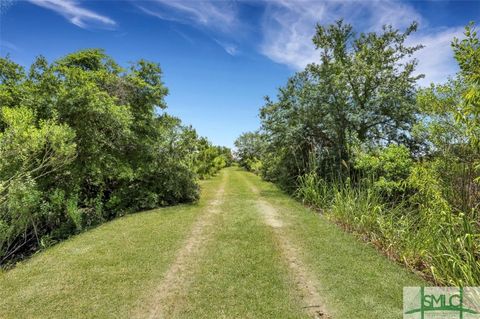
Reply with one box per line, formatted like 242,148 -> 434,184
295,172 -> 480,286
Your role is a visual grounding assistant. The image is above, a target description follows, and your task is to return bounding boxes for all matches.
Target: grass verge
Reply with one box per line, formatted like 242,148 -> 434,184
165,167 -> 308,318
242,170 -> 426,319
0,174 -> 224,319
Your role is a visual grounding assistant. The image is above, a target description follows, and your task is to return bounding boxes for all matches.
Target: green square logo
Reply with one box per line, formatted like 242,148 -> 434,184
404,287 -> 480,319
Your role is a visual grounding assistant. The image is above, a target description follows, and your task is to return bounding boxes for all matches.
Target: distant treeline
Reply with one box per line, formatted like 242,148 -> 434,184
0,49 -> 232,265
235,21 -> 479,286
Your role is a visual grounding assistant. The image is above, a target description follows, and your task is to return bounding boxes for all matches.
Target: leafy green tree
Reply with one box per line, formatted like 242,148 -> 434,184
259,20 -> 422,187
0,57 -> 26,113
415,23 -> 479,210
452,23 -> 480,146
0,49 -> 230,264
238,20 -> 480,286
234,131 -> 264,169
0,106 -> 75,262
310,20 -> 422,146
354,144 -> 413,197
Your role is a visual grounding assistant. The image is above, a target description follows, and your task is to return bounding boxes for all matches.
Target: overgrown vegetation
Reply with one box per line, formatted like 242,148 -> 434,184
235,21 -> 479,286
0,168 -> 425,319
0,49 -> 232,265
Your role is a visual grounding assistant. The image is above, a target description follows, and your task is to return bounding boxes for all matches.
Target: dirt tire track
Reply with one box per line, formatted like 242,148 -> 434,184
132,173 -> 227,319
244,177 -> 330,319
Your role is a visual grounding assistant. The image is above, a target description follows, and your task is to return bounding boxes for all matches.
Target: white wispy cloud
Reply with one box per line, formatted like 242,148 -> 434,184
260,0 -> 325,69
259,0 -> 461,85
214,39 -> 238,56
133,0 -> 464,84
260,0 -> 422,68
137,0 -> 238,32
366,0 -> 424,31
0,40 -> 20,55
224,44 -> 238,56
137,0 -> 239,55
408,27 -> 465,85
28,0 -> 116,29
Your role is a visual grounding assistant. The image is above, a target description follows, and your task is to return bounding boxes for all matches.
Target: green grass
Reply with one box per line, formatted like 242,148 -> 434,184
171,168 -> 308,318
242,170 -> 427,319
0,174 -> 224,318
0,167 -> 426,318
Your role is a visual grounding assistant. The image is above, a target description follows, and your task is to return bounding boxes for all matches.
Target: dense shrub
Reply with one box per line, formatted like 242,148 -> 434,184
0,50 -> 231,265
354,145 -> 413,198
237,21 -> 479,286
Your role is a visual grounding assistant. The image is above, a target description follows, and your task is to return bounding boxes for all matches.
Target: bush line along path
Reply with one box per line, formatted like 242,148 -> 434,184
0,167 -> 424,318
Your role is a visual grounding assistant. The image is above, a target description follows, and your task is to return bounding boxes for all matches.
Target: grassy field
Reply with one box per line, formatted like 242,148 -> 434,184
0,167 -> 425,318
0,174 -> 224,318
241,170 -> 426,318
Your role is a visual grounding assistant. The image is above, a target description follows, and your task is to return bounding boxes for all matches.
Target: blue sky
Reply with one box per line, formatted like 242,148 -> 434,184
0,0 -> 479,147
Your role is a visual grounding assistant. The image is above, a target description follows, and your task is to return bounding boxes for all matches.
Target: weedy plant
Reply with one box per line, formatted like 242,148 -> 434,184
295,166 -> 480,286
236,21 -> 480,287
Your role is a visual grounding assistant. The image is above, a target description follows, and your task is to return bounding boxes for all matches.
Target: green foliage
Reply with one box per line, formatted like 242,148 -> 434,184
0,105 -> 76,262
453,23 -> 480,147
295,167 -> 480,286
65,195 -> 82,231
452,23 -> 480,182
354,145 -> 413,197
245,157 -> 263,174
416,25 -> 479,215
240,21 -> 480,286
406,164 -> 479,285
234,132 -> 264,169
257,20 -> 421,188
194,139 -> 231,179
295,172 -> 332,209
0,49 -> 230,265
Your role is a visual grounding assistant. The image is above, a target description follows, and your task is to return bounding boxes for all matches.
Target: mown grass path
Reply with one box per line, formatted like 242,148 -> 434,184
0,167 -> 425,318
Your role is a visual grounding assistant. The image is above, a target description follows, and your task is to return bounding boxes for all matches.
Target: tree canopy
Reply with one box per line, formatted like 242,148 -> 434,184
0,49 -> 232,264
